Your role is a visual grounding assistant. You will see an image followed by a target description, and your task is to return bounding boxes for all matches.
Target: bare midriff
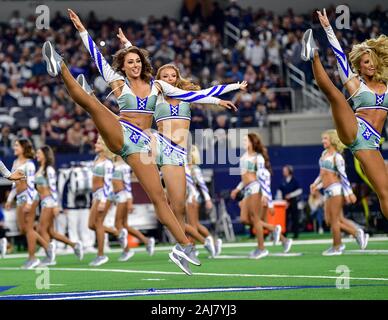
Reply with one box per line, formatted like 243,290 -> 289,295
92,176 -> 104,192
320,168 -> 341,189
355,109 -> 387,134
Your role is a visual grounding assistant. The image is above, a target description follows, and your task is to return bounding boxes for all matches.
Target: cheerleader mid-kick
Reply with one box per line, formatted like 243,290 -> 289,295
301,8 -> 388,218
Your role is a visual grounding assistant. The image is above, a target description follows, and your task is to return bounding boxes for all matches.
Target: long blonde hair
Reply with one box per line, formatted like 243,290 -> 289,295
349,35 -> 388,83
322,129 -> 346,153
189,145 -> 201,165
156,64 -> 200,91
96,135 -> 115,160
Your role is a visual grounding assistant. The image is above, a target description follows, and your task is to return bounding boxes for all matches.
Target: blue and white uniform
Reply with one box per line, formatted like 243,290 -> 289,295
185,164 -> 199,204
191,165 -> 211,203
79,31 -> 241,161
35,166 -> 59,208
323,25 -> 385,153
7,160 -> 38,207
235,152 -> 266,199
314,150 -> 354,201
259,168 -> 274,209
92,158 -> 114,203
112,161 -> 133,204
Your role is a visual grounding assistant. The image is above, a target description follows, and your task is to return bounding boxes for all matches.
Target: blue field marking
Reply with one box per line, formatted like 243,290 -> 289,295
0,286 -> 16,293
1,284 -> 388,300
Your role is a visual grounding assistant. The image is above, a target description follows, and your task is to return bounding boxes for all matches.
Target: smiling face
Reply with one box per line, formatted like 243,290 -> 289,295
36,149 -> 45,164
13,140 -> 23,157
321,134 -> 331,150
242,135 -> 252,151
122,52 -> 142,79
359,52 -> 376,78
94,137 -> 104,154
159,67 -> 178,86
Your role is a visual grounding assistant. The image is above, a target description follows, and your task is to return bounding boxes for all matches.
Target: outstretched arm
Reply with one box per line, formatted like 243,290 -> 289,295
317,9 -> 360,95
68,9 -> 124,90
155,80 -> 247,111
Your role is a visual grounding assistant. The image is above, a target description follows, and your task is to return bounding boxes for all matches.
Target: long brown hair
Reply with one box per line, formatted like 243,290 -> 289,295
16,138 -> 35,159
39,145 -> 55,178
156,64 -> 200,90
248,133 -> 272,174
112,46 -> 153,83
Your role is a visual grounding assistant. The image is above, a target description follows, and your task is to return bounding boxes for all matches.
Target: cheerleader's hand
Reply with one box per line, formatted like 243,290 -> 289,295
68,9 -> 87,33
53,207 -> 60,216
4,202 -> 11,210
117,28 -> 130,46
317,8 -> 331,28
23,203 -> 32,214
8,170 -> 25,181
261,196 -> 268,208
239,80 -> 248,91
205,200 -> 213,211
218,100 -> 237,112
127,200 -> 134,213
230,189 -> 239,200
97,201 -> 106,212
345,194 -> 357,205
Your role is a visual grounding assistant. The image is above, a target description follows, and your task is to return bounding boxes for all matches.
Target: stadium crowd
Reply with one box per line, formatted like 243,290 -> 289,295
1,1 -> 388,154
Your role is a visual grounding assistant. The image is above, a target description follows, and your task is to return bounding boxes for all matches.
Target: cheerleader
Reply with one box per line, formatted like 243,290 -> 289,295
238,156 -> 292,253
230,133 -> 268,259
185,146 -> 222,257
35,145 -> 83,265
310,130 -> 368,255
301,9 -> 388,218
88,136 -> 115,266
5,139 -> 54,269
42,10 -> 243,275
0,160 -> 25,258
113,155 -> 155,261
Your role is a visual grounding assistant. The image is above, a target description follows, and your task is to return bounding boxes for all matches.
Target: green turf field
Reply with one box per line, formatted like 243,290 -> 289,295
1,238 -> 388,300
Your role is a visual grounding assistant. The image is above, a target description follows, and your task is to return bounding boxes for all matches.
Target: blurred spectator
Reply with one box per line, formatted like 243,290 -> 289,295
237,100 -> 256,127
212,112 -> 230,130
0,3 -> 384,152
190,104 -> 209,130
0,125 -> 14,156
276,165 -> 303,239
67,121 -> 86,152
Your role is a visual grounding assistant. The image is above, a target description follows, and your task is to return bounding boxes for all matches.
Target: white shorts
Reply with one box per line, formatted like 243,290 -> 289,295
92,188 -> 114,202
323,183 -> 343,201
114,190 -> 132,204
41,195 -> 58,208
243,181 -> 261,199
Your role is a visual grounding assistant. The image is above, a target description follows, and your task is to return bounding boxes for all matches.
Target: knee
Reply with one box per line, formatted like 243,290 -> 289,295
88,222 -> 96,230
240,217 -> 249,225
149,192 -> 168,207
171,201 -> 186,217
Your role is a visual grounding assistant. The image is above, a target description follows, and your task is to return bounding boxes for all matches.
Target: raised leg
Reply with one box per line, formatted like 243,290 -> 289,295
312,52 -> 358,145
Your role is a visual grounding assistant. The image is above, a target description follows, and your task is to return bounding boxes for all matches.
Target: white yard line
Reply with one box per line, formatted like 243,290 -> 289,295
2,237 -> 387,260
1,266 -> 388,282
